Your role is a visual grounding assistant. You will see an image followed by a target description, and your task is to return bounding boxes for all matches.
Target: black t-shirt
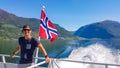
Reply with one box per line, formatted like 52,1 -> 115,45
18,37 -> 40,64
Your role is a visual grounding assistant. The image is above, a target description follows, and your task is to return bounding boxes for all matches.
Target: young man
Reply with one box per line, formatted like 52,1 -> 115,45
10,24 -> 50,68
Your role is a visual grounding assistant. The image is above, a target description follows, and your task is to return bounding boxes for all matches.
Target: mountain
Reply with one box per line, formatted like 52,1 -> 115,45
0,9 -> 72,39
74,20 -> 120,39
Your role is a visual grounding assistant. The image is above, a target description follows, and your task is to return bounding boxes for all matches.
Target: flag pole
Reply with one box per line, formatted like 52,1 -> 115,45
34,5 -> 45,64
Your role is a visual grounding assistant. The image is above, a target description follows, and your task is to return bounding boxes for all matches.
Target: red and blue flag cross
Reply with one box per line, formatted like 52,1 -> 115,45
39,9 -> 58,42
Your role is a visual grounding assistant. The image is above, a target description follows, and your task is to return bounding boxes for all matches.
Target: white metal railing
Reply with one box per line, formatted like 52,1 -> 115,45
50,59 -> 120,68
27,61 -> 46,68
0,54 -> 20,64
0,54 -> 46,68
27,58 -> 120,68
1,54 -> 120,68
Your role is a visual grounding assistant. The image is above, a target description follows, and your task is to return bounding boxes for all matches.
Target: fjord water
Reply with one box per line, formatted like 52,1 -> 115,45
1,39 -> 120,68
53,40 -> 120,68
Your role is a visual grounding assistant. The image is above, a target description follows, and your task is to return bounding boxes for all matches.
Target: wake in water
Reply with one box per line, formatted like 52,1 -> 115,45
51,40 -> 120,68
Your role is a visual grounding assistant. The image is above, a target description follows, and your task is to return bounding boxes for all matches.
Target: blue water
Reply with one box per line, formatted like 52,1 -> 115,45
38,39 -> 120,67
40,40 -> 110,59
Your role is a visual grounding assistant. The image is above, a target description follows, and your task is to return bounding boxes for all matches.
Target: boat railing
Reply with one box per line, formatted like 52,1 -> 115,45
1,54 -> 120,68
50,59 -> 120,68
0,54 -> 46,68
28,58 -> 120,68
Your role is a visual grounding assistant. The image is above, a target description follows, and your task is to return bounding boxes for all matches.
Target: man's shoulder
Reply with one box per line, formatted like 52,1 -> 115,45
31,37 -> 40,43
31,37 -> 38,41
19,37 -> 24,40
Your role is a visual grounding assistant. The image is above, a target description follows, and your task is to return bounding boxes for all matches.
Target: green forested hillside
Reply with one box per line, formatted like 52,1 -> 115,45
0,9 -> 73,40
0,23 -> 21,39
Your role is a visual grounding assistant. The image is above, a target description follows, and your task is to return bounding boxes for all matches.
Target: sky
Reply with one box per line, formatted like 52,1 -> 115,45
0,0 -> 120,31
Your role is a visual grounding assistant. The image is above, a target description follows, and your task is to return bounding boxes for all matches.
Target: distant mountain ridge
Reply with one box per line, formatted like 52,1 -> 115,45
74,20 -> 120,39
0,9 -> 72,39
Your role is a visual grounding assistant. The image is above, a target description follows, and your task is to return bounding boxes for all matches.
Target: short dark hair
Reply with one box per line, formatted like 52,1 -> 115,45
23,24 -> 31,29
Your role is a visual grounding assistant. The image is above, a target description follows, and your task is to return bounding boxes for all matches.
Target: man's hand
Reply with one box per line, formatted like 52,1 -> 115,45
45,57 -> 50,63
10,53 -> 15,58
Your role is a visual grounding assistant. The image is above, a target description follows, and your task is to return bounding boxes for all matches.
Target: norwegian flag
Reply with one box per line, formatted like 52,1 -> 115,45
39,8 -> 58,42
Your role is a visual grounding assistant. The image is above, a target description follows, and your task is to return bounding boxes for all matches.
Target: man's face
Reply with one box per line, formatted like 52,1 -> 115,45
23,27 -> 31,36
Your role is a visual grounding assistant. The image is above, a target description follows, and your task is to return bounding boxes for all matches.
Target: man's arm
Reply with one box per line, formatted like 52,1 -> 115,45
10,45 -> 20,58
38,43 -> 50,63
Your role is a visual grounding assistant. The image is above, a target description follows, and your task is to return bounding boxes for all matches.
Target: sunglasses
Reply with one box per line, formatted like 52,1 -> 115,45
23,29 -> 31,31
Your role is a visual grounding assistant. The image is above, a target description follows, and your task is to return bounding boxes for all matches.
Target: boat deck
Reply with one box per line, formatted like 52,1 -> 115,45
0,62 -> 18,68
0,62 -> 47,68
